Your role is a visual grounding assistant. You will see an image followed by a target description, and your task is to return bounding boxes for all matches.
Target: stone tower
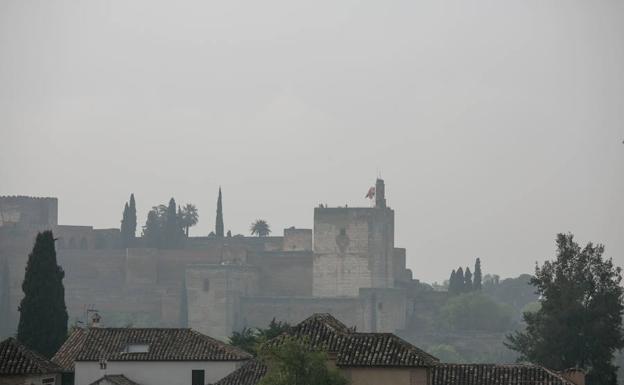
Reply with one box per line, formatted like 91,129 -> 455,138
312,179 -> 394,297
375,178 -> 386,208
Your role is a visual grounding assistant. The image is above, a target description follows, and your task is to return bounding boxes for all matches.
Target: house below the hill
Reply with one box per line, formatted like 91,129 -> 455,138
52,327 -> 250,385
214,313 -> 585,385
0,338 -> 64,385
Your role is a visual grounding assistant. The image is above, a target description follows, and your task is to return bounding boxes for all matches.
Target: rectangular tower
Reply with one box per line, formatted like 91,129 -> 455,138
312,179 -> 394,297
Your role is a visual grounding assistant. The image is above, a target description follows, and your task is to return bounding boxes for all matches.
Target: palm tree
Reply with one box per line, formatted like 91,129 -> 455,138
179,203 -> 199,237
250,219 -> 271,237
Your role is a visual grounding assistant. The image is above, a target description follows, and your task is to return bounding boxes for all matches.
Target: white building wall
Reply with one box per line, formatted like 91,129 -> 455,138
74,361 -> 243,385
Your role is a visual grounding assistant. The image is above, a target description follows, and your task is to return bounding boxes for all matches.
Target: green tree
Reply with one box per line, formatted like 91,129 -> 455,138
17,231 -> 68,358
448,269 -> 458,295
251,219 -> 271,237
456,267 -> 465,293
506,233 -> 624,385
142,209 -> 161,248
484,274 -> 538,318
229,327 -> 258,355
120,202 -> 130,246
258,336 -> 347,385
473,258 -> 482,291
229,318 -> 291,355
163,198 -> 183,248
464,267 -> 473,292
178,203 -> 199,237
128,193 -> 137,242
120,194 -> 137,247
440,292 -> 513,332
216,187 -> 224,238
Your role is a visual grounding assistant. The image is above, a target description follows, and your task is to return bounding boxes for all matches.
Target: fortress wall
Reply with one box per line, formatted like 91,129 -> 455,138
247,252 -> 313,297
156,250 -> 224,284
239,296 -> 363,331
186,265 -> 259,340
283,228 -> 312,251
0,196 -> 57,227
54,225 -> 95,250
359,288 -> 407,333
186,236 -> 284,252
393,248 -> 412,283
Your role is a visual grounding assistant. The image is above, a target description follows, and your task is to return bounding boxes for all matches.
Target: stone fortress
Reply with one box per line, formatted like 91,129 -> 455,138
0,179 -> 442,341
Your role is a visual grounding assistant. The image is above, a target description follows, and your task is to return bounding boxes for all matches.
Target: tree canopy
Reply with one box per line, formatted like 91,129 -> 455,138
440,292 -> 513,332
506,233 -> 624,385
251,219 -> 271,237
258,336 -> 347,385
17,231 -> 68,358
179,203 -> 199,237
229,318 -> 291,355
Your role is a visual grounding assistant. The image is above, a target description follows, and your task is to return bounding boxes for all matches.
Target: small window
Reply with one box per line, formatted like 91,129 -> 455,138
378,302 -> 383,311
203,279 -> 210,292
42,378 -> 55,385
126,343 -> 150,353
192,370 -> 205,385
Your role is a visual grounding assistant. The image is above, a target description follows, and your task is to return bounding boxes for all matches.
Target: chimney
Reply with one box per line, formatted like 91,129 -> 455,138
90,312 -> 102,328
559,368 -> 585,385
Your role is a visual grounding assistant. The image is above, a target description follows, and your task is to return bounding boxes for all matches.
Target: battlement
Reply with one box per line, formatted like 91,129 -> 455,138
0,196 -> 58,227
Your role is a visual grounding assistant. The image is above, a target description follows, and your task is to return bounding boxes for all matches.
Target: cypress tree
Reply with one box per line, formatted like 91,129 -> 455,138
473,258 -> 482,290
0,259 -> 10,337
456,267 -> 465,293
216,188 -> 224,238
128,194 -> 137,244
464,267 -> 473,292
449,269 -> 457,294
120,202 -> 129,247
164,198 -> 182,248
17,231 -> 68,358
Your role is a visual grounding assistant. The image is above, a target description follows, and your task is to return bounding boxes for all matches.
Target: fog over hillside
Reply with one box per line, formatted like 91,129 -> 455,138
1,0 -> 623,282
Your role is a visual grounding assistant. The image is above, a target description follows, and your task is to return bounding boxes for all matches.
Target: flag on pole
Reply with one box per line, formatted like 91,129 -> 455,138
365,186 -> 375,199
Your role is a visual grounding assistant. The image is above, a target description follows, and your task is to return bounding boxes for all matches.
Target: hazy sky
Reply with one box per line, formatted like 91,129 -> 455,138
1,0 -> 623,283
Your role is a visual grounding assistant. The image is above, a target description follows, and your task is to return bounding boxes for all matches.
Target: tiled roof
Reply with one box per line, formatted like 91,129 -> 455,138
432,364 -> 575,385
53,328 -> 250,366
89,374 -> 141,385
212,360 -> 267,385
52,328 -> 87,371
284,314 -> 438,367
337,333 -> 439,367
0,338 -> 62,375
288,313 -> 352,352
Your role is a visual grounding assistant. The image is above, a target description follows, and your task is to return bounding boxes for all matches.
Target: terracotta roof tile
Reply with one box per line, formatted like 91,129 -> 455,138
0,338 -> 62,375
212,360 -> 267,385
52,328 -> 87,371
337,333 -> 438,367
53,328 -> 250,368
432,364 -> 575,385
